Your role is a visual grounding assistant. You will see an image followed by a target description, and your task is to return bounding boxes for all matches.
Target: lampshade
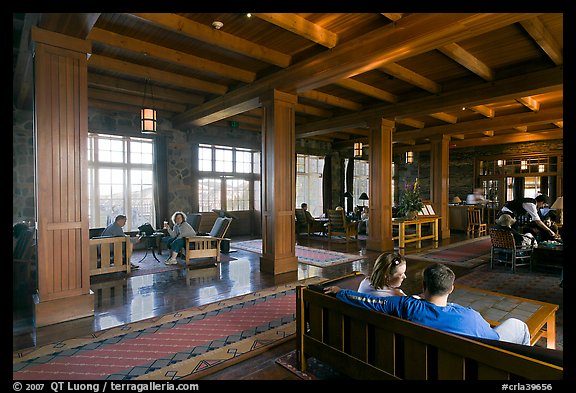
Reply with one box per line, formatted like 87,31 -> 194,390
141,78 -> 157,135
551,196 -> 563,209
354,142 -> 363,157
359,192 -> 369,200
344,191 -> 353,198
452,196 -> 462,204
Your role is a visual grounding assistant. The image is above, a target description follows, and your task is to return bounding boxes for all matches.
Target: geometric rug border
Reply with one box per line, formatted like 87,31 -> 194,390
13,276 -> 324,365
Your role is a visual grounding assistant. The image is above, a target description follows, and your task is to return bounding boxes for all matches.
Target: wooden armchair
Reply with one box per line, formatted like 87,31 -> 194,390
184,217 -> 232,265
89,235 -> 132,276
295,208 -> 325,236
489,227 -> 533,273
326,209 -> 358,241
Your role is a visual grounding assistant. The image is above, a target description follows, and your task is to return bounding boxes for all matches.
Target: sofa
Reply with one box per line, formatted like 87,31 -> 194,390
295,272 -> 563,380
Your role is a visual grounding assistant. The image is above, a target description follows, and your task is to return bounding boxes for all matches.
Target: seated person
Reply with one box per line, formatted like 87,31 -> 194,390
524,213 -> 559,242
358,252 -> 407,297
301,203 -> 324,231
324,263 -> 530,345
357,206 -> 369,235
162,211 -> 196,265
494,214 -> 537,248
101,214 -> 139,269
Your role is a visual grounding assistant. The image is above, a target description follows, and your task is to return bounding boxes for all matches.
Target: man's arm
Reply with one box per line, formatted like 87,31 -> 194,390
524,203 -> 555,237
326,287 -> 393,313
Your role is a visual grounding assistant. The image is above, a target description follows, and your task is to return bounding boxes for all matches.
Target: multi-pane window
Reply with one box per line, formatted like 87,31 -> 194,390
88,133 -> 155,231
226,179 -> 250,211
198,178 -> 222,213
197,144 -> 260,212
296,154 -> 324,217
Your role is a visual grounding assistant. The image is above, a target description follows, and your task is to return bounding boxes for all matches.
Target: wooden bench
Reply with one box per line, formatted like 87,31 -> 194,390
296,272 -> 563,380
89,235 -> 132,276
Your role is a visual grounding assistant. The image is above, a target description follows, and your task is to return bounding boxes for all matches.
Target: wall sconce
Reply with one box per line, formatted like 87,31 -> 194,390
405,151 -> 414,164
141,78 -> 157,135
497,159 -> 504,167
354,142 -> 363,157
538,164 -> 545,173
520,160 -> 528,170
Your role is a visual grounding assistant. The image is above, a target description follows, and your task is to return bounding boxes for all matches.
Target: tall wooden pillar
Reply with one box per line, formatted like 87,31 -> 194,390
366,118 -> 395,252
32,27 -> 94,326
430,134 -> 451,239
260,90 -> 299,274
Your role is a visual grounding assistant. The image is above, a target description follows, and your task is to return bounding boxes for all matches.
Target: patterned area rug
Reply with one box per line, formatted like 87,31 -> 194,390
407,236 -> 492,268
455,264 -> 563,350
13,277 -> 324,380
233,239 -> 364,267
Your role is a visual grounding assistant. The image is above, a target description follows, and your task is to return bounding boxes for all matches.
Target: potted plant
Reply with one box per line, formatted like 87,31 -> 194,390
398,179 -> 424,219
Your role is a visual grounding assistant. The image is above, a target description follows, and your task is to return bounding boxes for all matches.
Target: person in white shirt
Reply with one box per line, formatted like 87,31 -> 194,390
357,252 -> 407,297
499,195 -> 555,239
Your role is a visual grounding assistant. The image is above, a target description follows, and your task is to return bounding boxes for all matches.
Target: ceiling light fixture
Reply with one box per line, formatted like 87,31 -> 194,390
405,151 -> 414,164
212,21 -> 224,30
141,78 -> 157,135
354,142 -> 363,157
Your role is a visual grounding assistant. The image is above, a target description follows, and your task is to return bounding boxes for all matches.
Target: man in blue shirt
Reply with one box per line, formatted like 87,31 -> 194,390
101,214 -> 139,270
324,263 -> 530,344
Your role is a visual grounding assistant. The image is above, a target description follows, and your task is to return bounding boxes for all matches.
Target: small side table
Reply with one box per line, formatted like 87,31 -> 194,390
137,233 -> 164,263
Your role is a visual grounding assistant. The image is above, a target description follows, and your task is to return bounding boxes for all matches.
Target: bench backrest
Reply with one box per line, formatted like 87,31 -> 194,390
296,277 -> 563,380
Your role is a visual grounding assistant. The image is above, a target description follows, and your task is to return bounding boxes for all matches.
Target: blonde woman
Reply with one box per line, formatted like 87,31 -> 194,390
357,252 -> 407,297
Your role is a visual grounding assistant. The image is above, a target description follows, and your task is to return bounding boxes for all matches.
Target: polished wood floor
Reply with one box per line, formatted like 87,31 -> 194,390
12,231 -> 480,379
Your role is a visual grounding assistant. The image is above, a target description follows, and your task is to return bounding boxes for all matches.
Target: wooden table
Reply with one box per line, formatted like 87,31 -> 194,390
451,284 -> 559,349
392,216 -> 439,248
532,243 -> 563,270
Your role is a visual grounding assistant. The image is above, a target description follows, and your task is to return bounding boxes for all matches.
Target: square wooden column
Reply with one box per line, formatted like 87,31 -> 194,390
366,118 -> 395,252
430,134 -> 451,239
32,27 -> 94,326
259,90 -> 299,274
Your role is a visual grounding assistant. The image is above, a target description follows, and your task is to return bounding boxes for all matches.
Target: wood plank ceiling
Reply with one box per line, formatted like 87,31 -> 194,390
13,13 -> 563,151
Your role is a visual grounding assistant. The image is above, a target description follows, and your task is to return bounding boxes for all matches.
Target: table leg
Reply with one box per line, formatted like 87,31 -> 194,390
433,218 -> 439,242
416,223 -> 422,248
399,223 -> 405,248
545,314 -> 556,349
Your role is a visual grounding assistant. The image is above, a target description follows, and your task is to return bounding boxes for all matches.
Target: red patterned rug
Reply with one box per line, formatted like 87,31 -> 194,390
13,277 -> 324,380
233,239 -> 364,267
407,236 -> 492,268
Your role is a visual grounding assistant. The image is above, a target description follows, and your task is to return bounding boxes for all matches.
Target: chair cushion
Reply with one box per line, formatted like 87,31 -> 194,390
209,217 -> 231,238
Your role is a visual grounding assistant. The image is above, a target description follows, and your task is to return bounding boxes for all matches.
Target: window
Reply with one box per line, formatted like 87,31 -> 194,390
344,158 -> 370,207
296,154 -> 324,217
88,134 -> 155,231
197,144 -> 260,212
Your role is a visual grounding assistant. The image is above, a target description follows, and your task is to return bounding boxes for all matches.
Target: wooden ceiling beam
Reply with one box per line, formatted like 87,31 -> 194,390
394,106 -> 562,141
396,118 -> 425,128
449,129 -> 562,148
88,88 -> 187,112
132,13 -> 291,68
88,54 -> 228,95
379,62 -> 442,94
88,74 -> 205,105
438,43 -> 495,81
299,90 -> 363,111
173,13 -> 536,127
430,112 -> 458,124
520,16 -> 563,65
88,27 -> 256,83
335,79 -> 398,103
297,66 -> 562,136
252,13 -> 338,48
